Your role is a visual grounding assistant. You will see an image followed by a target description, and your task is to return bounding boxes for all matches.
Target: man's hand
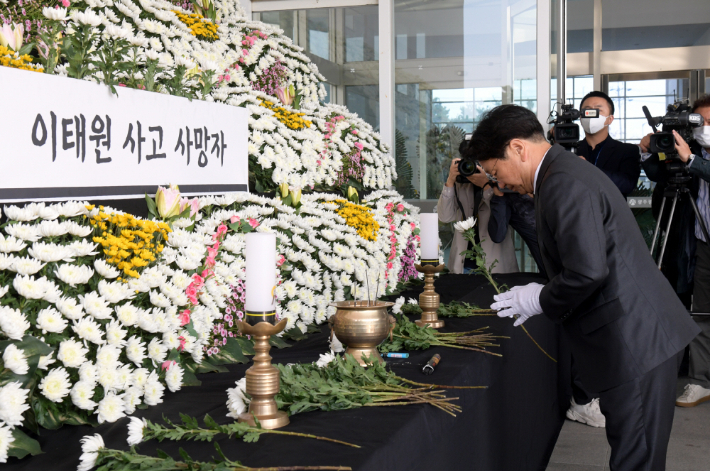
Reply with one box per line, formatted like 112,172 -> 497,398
466,164 -> 490,188
639,133 -> 653,153
491,283 -> 544,327
673,130 -> 693,163
446,159 -> 461,187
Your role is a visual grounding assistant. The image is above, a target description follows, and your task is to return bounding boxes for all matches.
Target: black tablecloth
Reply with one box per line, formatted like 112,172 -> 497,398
6,273 -> 570,471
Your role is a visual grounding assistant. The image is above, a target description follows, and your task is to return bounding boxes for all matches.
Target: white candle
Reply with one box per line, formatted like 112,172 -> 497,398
245,233 -> 276,312
419,213 -> 439,261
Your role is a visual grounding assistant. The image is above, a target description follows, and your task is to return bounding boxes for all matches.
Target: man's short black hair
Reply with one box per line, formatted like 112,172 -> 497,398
465,104 -> 545,162
580,91 -> 615,115
692,93 -> 710,112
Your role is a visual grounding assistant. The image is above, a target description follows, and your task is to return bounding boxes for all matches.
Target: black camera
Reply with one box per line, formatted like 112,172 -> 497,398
547,104 -> 599,148
456,133 -> 480,183
643,102 -> 703,158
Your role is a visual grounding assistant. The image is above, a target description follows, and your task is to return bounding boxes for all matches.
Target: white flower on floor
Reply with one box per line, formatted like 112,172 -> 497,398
316,351 -> 336,368
407,298 -> 418,305
77,434 -> 104,471
39,367 -> 72,402
2,344 -> 29,375
226,377 -> 249,418
0,423 -> 13,464
57,339 -> 89,368
164,362 -> 184,392
453,217 -> 477,233
0,306 -> 30,340
96,392 -> 126,424
127,416 -> 147,446
70,381 -> 98,411
0,382 -> 30,427
329,333 -> 344,353
392,296 -> 405,314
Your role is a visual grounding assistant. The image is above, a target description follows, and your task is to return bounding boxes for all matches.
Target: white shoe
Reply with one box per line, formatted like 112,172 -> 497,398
566,397 -> 606,428
676,384 -> 710,407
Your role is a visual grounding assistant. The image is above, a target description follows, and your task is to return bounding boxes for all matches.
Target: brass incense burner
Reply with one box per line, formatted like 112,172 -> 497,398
235,318 -> 289,429
414,263 -> 446,329
329,300 -> 395,366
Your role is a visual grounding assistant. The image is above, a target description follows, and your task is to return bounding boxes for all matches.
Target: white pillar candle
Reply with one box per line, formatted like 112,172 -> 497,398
419,213 -> 439,260
245,233 -> 276,312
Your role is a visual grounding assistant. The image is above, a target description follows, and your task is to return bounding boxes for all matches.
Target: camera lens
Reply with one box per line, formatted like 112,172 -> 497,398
658,135 -> 674,151
458,159 -> 478,177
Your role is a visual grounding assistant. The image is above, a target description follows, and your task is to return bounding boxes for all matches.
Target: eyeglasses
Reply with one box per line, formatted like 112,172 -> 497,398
486,159 -> 499,182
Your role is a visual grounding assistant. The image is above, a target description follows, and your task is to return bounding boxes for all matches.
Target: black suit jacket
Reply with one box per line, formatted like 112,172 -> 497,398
576,135 -> 641,197
535,144 -> 699,392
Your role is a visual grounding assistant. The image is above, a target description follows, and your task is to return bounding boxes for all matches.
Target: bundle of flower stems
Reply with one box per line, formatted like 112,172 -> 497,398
379,313 -> 506,357
275,354 -> 485,418
402,301 -> 497,318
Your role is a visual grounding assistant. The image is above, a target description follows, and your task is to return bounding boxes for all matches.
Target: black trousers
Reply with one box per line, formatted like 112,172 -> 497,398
571,357 -> 598,405
598,351 -> 683,471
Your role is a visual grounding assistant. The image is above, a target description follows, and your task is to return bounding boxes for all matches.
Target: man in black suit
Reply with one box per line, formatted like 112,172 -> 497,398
471,104 -> 700,471
576,91 -> 641,197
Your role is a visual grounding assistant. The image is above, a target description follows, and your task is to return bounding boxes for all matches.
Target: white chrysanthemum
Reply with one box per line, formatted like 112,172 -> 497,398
171,271 -> 191,290
5,223 -> 41,242
126,416 -> 147,446
0,254 -> 16,271
164,362 -> 184,392
78,362 -> 98,383
105,319 -> 128,347
143,372 -> 165,406
124,335 -> 146,367
57,339 -> 89,368
42,280 -> 62,304
39,367 -> 72,402
0,306 -> 30,340
226,377 -> 249,418
2,344 -> 29,375
95,345 -> 121,368
55,264 -> 94,286
97,392 -> 126,424
131,368 -> 149,390
3,205 -> 37,222
0,285 -> 9,299
453,216 -> 477,233
0,235 -> 27,253
80,292 -> 113,319
316,350 -> 336,368
392,296 -> 405,314
123,386 -> 143,415
36,307 -> 69,333
29,242 -> 73,263
69,240 -> 99,257
147,338 -> 168,364
0,382 -> 30,427
94,259 -> 120,279
38,352 -> 56,370
115,304 -> 139,326
37,220 -> 69,237
0,422 -> 13,464
99,280 -> 131,304
12,275 -> 47,299
96,364 -> 119,391
330,333 -> 345,353
149,290 -> 172,308
55,296 -> 85,320
72,317 -> 105,345
71,381 -> 98,411
77,434 -> 104,471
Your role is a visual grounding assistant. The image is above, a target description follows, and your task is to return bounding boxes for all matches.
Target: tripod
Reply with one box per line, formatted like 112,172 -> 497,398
650,174 -> 710,269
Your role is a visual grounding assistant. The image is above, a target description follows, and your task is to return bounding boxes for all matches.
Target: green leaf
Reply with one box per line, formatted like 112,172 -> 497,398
209,338 -> 249,365
145,193 -> 158,219
269,335 -> 291,349
181,368 -> 201,387
7,428 -> 42,460
282,327 -> 307,342
234,337 -> 255,356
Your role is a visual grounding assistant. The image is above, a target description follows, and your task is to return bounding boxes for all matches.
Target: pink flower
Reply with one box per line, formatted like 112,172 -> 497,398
179,309 -> 191,326
61,0 -> 70,7
410,222 -> 416,229
354,142 -> 364,151
387,262 -> 394,270
415,235 -> 421,242
230,215 -> 240,224
179,197 -> 200,217
161,360 -> 177,371
177,336 -> 186,351
216,224 -> 228,238
242,49 -> 249,56
191,274 -> 205,288
202,268 -> 213,279
247,218 -> 259,229
277,254 -> 286,267
205,256 -> 216,268
118,83 -> 126,87
386,203 -> 394,211
352,130 -> 358,135
396,204 -> 404,212
225,74 -> 231,81
390,225 -> 396,231
207,246 -> 218,259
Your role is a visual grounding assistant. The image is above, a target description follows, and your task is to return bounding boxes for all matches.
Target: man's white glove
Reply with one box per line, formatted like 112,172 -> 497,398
490,283 -> 544,327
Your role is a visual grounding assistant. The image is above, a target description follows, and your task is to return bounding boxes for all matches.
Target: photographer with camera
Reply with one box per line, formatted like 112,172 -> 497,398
438,141 -> 518,274
576,91 -> 642,197
640,94 -> 710,409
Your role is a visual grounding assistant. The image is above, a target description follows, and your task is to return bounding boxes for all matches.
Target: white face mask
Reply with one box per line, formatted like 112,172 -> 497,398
693,125 -> 710,148
581,115 -> 609,135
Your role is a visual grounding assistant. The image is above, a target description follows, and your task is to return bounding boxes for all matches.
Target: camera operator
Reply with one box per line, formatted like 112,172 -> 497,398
640,94 -> 710,409
576,91 -> 641,197
438,143 -> 518,275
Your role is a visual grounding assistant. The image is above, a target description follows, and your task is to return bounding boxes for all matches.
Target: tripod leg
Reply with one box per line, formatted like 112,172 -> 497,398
657,193 -> 679,269
688,195 -> 710,243
650,196 -> 668,256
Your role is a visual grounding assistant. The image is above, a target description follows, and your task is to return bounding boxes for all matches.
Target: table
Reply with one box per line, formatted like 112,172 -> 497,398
6,273 -> 571,471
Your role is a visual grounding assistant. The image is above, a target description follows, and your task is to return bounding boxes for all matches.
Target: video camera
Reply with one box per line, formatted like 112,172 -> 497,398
643,102 -> 703,167
547,104 -> 600,149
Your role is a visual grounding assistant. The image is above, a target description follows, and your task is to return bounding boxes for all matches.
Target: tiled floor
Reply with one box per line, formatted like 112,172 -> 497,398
548,377 -> 710,470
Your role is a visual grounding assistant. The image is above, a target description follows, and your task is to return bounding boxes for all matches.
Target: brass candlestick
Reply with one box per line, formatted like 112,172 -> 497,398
236,317 -> 289,429
414,263 -> 446,329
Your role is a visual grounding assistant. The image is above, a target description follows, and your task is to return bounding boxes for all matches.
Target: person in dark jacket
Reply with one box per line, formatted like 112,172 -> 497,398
576,91 -> 641,197
472,104 -> 699,471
